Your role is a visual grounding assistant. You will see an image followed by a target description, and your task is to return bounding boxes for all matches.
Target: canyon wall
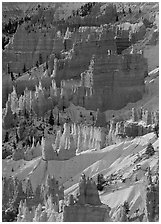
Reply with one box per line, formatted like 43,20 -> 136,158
2,21 -> 148,112
3,24 -> 64,73
62,53 -> 147,111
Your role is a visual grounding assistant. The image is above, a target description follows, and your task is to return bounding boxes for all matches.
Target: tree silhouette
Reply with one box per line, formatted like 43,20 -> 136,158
23,64 -> 26,73
7,63 -> 10,74
145,143 -> 155,157
36,61 -> 39,68
49,110 -> 54,126
39,53 -> 43,65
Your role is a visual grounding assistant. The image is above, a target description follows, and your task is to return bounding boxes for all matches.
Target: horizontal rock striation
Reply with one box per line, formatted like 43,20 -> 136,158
3,19 -> 148,112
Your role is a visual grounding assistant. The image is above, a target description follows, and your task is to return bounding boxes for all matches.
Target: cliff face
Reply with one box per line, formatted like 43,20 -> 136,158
3,2 -> 157,115
89,53 -> 147,111
3,24 -> 64,73
2,3 -> 117,74
3,18 -> 148,112
61,53 -> 147,112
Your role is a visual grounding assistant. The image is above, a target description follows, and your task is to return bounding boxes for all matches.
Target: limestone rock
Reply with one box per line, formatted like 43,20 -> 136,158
3,95 -> 15,130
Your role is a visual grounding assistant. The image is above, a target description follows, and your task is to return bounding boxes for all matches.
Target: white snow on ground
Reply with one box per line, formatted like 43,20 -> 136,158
2,132 -> 158,213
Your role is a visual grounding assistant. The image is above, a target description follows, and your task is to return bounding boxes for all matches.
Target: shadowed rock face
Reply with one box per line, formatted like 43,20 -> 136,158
63,205 -> 110,222
63,175 -> 111,222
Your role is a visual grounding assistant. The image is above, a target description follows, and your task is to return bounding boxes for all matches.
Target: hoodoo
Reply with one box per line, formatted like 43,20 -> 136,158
2,2 -> 159,222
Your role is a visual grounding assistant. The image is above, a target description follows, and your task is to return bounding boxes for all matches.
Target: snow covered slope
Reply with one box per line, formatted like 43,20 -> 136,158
3,132 -> 159,214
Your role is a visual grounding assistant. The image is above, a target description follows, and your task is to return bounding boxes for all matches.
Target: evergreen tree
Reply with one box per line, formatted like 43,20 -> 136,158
49,110 -> 54,126
97,174 -> 106,191
39,53 -> 43,65
145,143 -> 155,157
24,108 -> 29,119
16,128 -> 19,143
46,61 -> 48,70
10,72 -> 14,81
36,61 -> 39,68
123,201 -> 130,214
57,111 -> 60,126
7,63 -> 10,74
23,64 -> 26,73
4,131 -> 9,143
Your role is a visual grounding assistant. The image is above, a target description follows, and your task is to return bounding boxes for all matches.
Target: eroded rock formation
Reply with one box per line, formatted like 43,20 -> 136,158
63,174 -> 111,222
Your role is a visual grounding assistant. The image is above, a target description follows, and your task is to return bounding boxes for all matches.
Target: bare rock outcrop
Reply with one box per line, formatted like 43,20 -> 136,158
63,174 -> 111,222
2,94 -> 15,129
108,108 -> 159,142
41,122 -> 107,161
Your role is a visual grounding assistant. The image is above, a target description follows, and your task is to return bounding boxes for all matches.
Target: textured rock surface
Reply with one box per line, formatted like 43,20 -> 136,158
41,122 -> 107,161
63,174 -> 111,222
2,13 -> 148,112
63,204 -> 110,222
2,74 -> 13,108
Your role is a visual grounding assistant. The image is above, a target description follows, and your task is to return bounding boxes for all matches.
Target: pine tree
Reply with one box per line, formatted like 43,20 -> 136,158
4,131 -> 9,143
39,53 -> 43,65
46,61 -> 48,70
10,72 -> 14,81
123,201 -> 130,214
57,111 -> 60,126
7,63 -> 10,74
16,128 -> 19,143
36,61 -> 39,68
145,143 -> 155,158
23,64 -> 26,73
49,110 -> 54,126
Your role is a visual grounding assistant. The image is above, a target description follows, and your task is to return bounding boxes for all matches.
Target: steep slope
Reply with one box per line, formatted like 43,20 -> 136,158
3,132 -> 158,214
